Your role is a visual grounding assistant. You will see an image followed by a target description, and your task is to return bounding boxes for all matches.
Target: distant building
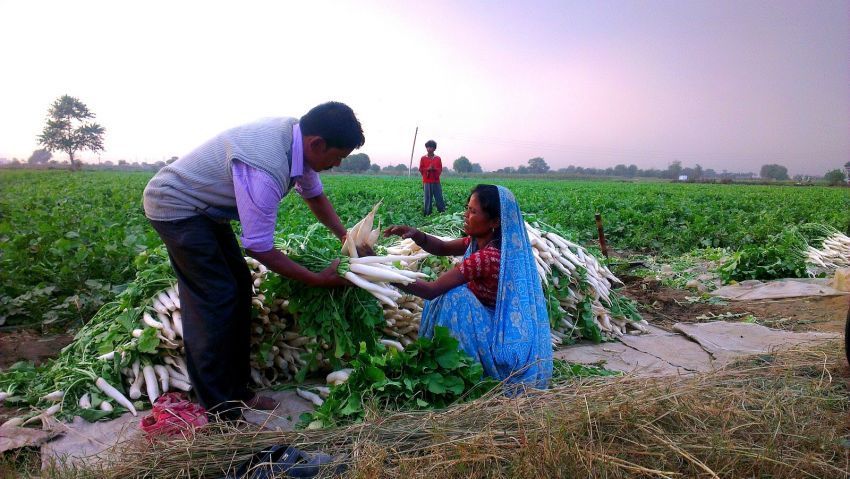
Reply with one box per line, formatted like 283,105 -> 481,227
678,175 -> 688,181
845,161 -> 850,184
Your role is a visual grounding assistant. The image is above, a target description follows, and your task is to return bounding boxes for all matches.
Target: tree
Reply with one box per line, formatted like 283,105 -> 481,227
613,164 -> 628,177
759,164 -> 789,181
470,163 -> 483,173
453,156 -> 472,173
666,161 -> 682,179
527,157 -> 549,174
824,169 -> 847,186
167,156 -> 179,165
369,163 -> 380,173
338,153 -> 370,172
27,148 -> 52,165
38,95 -> 105,171
693,164 -> 703,180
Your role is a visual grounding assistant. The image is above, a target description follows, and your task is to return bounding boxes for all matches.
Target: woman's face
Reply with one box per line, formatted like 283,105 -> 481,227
464,193 -> 499,238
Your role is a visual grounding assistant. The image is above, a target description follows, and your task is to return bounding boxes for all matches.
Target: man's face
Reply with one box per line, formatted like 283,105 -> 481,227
304,136 -> 353,171
426,146 -> 435,155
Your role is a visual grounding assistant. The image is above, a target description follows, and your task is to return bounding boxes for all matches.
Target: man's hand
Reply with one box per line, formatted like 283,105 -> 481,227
356,244 -> 375,257
311,259 -> 350,288
383,225 -> 419,240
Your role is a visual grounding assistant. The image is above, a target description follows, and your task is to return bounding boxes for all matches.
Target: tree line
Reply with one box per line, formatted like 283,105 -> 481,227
11,94 -> 848,186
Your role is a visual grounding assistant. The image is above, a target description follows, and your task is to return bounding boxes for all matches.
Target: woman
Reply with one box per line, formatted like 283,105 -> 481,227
384,185 -> 552,389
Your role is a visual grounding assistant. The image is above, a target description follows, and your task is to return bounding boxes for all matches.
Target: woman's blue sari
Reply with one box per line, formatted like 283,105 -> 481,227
420,186 -> 552,389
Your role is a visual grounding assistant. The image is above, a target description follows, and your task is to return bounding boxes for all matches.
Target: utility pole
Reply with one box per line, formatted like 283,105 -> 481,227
407,126 -> 419,177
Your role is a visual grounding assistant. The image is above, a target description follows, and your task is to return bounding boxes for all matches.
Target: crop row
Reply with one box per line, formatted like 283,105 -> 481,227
1,170 -> 847,327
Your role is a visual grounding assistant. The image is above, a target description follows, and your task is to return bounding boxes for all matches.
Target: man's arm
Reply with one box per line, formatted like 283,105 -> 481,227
247,249 -> 346,287
303,193 -> 346,240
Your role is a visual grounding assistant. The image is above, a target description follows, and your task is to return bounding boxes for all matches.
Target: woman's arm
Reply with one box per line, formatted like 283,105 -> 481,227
383,226 -> 467,256
398,268 -> 466,300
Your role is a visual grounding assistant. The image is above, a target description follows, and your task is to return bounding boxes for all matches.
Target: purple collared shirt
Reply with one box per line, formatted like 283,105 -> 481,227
232,124 -> 323,252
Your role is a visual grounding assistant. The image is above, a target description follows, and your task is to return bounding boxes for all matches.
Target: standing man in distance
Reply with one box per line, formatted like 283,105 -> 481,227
419,139 -> 446,215
143,102 -> 363,419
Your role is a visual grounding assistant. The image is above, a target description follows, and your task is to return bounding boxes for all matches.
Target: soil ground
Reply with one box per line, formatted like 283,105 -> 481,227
1,278 -> 847,422
0,330 -> 74,423
620,275 -> 849,334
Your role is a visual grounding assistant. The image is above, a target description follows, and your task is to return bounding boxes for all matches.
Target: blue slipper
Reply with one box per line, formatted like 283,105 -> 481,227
224,444 -> 346,479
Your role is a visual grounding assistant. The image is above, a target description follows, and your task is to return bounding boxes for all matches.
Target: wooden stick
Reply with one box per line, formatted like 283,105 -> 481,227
594,213 -> 609,258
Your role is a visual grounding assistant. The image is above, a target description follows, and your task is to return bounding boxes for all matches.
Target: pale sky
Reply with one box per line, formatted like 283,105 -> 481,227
1,0 -> 848,175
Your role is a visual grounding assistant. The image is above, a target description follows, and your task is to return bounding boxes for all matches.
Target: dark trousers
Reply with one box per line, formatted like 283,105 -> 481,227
149,216 -> 253,418
423,182 -> 445,215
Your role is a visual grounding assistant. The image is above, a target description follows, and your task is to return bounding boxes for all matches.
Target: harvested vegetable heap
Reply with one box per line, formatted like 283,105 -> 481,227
0,205 -> 644,427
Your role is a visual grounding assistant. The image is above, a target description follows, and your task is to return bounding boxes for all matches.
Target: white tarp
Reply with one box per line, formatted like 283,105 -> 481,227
711,278 -> 849,300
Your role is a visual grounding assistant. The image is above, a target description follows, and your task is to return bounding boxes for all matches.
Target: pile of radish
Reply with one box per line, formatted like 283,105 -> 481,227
804,228 -> 850,275
1,207 -> 648,428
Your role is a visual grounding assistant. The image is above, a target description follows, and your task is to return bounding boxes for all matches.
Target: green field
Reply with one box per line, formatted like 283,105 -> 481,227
1,169 -> 848,328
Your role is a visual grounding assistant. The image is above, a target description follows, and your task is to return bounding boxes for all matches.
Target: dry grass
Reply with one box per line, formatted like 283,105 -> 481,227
46,341 -> 850,478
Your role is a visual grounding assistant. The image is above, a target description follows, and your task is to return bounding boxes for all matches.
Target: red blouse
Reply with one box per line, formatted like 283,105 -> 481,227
456,236 -> 501,307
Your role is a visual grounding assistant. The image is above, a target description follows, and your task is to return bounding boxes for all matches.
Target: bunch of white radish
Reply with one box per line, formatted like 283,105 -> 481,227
97,283 -> 194,405
525,223 -> 648,342
380,293 -> 423,348
339,202 -> 432,309
804,230 -> 850,275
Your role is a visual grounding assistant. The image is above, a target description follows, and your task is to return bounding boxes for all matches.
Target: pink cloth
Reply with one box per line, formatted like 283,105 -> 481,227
140,392 -> 208,438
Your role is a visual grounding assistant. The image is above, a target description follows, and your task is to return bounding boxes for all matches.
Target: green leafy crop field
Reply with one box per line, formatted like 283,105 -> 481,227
1,170 -> 847,328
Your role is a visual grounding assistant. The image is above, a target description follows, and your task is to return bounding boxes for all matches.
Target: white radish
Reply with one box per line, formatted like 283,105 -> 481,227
143,365 -> 160,403
171,311 -> 184,338
99,401 -> 113,412
96,377 -> 137,416
154,365 -> 170,392
380,339 -> 404,352
79,393 -> 91,409
156,291 -> 175,311
1,417 -> 24,428
296,388 -> 324,407
170,378 -> 192,391
157,313 -> 176,340
350,253 -> 429,264
142,312 -> 164,329
151,297 -> 169,315
349,263 -> 414,284
97,351 -> 116,361
41,390 -> 64,402
344,272 -> 399,297
0,392 -> 8,402
165,286 -> 180,310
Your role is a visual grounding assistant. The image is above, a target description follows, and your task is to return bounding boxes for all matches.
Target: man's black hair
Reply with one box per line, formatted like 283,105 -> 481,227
300,102 -> 365,150
425,140 -> 437,149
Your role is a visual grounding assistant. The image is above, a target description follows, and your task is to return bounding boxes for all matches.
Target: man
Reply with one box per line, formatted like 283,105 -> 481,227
143,101 -> 363,418
419,139 -> 445,215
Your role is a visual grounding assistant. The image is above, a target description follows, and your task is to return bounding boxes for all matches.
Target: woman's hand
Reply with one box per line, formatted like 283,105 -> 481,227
383,225 -> 420,240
